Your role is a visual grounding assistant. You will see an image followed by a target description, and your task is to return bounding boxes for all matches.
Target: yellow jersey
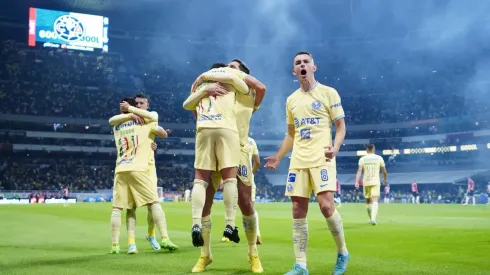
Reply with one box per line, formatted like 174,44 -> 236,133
286,83 -> 345,169
235,89 -> 255,151
113,120 -> 157,173
248,137 -> 259,165
358,153 -> 385,186
195,68 -> 248,132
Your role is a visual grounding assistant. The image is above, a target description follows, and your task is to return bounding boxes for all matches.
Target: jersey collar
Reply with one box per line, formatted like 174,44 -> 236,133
301,81 -> 319,93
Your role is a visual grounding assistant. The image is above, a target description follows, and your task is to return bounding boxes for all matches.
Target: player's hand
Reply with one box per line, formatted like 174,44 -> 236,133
206,83 -> 228,96
151,142 -> 157,151
132,115 -> 144,125
120,101 -> 130,112
324,146 -> 338,161
264,156 -> 280,170
354,183 -> 359,190
191,75 -> 205,93
165,129 -> 173,135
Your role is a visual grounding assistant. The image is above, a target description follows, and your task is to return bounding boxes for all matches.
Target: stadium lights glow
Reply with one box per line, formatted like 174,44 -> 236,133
487,143 -> 490,149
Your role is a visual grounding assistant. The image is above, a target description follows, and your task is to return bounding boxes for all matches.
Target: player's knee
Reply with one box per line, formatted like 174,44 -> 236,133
194,179 -> 209,189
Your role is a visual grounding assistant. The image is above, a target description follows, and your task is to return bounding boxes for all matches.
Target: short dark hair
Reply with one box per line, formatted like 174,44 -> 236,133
294,51 -> 314,62
366,144 -> 375,151
135,93 -> 148,102
231,59 -> 250,74
210,62 -> 227,69
120,97 -> 136,113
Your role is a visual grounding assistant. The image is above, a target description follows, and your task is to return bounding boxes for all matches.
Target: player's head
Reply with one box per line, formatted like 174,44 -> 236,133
228,59 -> 250,74
292,51 -> 317,81
366,144 -> 375,153
135,93 -> 149,110
210,62 -> 227,69
120,97 -> 136,114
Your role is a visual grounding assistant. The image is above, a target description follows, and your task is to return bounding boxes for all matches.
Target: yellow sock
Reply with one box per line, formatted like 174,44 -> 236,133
222,178 -> 238,227
150,203 -> 169,239
293,218 -> 308,265
147,206 -> 155,237
192,179 -> 208,227
243,213 -> 258,256
126,209 -> 136,245
111,209 -> 122,245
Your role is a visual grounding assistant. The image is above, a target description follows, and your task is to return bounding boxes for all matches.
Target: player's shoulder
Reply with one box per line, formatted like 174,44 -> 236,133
287,88 -> 303,102
316,83 -> 339,94
248,136 -> 256,144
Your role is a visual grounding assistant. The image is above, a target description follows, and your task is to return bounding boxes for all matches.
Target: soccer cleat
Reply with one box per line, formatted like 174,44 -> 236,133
127,244 -> 138,254
332,253 -> 350,275
284,264 -> 309,275
249,255 -> 264,273
110,244 -> 120,254
221,236 -> 231,243
146,236 -> 161,251
161,238 -> 178,251
222,225 -> 240,243
192,255 -> 213,273
192,224 -> 204,247
256,235 -> 262,245
370,220 -> 377,226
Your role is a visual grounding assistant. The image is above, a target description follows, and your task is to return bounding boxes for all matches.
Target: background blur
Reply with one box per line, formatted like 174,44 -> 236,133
0,0 -> 489,204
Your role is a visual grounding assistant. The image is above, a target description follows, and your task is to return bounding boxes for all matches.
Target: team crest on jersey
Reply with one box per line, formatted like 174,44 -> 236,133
312,100 -> 321,110
287,173 -> 296,183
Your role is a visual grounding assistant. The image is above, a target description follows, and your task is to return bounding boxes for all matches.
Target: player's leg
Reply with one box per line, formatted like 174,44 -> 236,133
370,193 -> 380,225
129,170 -> 178,251
251,183 -> 262,245
364,187 -> 372,222
337,192 -> 342,206
416,194 -> 420,204
111,172 -> 129,254
192,174 -> 218,273
126,207 -> 138,254
471,194 -> 476,205
146,167 -> 160,251
284,169 -> 310,274
313,167 -> 349,275
192,129 -> 217,247
216,129 -> 240,243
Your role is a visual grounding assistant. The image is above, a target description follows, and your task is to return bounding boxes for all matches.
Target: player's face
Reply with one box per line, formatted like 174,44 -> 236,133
135,98 -> 149,110
228,61 -> 241,71
292,54 -> 317,80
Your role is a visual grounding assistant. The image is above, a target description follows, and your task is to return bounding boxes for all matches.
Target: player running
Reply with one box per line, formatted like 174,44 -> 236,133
411,181 -> 419,204
183,62 -> 250,248
355,144 -> 387,225
109,97 -> 176,254
110,94 -> 178,252
185,60 -> 266,273
264,52 -> 349,275
463,177 -> 476,206
383,184 -> 390,204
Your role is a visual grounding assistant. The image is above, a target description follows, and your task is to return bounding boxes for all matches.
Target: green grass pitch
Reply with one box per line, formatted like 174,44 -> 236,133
0,202 -> 488,275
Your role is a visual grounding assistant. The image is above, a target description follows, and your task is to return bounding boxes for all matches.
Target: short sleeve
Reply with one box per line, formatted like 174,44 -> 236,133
252,141 -> 259,155
286,99 -> 294,126
148,122 -> 158,132
379,156 -> 386,167
328,88 -> 345,122
358,157 -> 363,167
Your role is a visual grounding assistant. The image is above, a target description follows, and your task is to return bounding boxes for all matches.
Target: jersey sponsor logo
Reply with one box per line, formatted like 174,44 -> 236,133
297,117 -> 321,126
287,173 -> 296,183
312,100 -> 321,110
197,114 -> 223,121
320,169 -> 328,181
115,121 -> 137,131
117,158 -> 134,165
330,103 -> 342,108
300,129 -> 310,140
287,183 -> 293,192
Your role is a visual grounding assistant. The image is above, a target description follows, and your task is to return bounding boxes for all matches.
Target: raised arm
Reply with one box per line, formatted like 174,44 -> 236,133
128,106 -> 158,122
153,126 -> 168,139
183,83 -> 209,111
108,113 -> 133,126
243,75 -> 266,108
199,72 -> 249,95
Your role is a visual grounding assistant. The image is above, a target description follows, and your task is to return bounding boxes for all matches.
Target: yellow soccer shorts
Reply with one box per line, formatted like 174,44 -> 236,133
194,128 -> 240,171
363,185 -> 380,199
251,181 -> 256,202
285,166 -> 337,198
237,149 -> 252,186
112,169 -> 159,209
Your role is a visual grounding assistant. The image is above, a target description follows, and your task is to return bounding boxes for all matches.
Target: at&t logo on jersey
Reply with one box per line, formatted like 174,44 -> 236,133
55,15 -> 84,42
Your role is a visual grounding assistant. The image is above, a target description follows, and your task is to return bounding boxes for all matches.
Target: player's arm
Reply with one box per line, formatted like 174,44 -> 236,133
329,89 -> 346,153
243,75 -> 266,108
252,153 -> 260,173
128,106 -> 158,122
108,113 -> 133,126
153,126 -> 168,139
355,163 -> 363,188
275,124 -> 295,160
381,158 -> 388,184
183,83 -> 209,111
200,72 -> 249,95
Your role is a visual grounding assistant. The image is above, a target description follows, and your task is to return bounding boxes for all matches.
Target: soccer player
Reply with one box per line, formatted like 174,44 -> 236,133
109,97 -> 176,254
185,188 -> 191,202
463,177 -> 476,206
384,184 -> 390,204
183,62 -> 250,248
355,144 -> 387,225
185,60 -> 266,273
62,186 -> 69,207
264,52 -> 349,275
110,94 -> 178,252
411,180 -> 419,204
334,178 -> 342,207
